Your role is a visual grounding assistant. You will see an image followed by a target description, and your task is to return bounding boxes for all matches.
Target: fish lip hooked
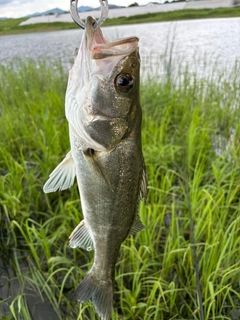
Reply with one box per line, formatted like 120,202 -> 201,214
70,0 -> 109,30
83,16 -> 139,59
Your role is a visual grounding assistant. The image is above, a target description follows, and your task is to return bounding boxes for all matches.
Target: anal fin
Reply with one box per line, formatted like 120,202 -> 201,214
69,220 -> 94,251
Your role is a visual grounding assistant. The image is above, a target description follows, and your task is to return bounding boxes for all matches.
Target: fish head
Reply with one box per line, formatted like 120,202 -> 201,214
66,16 -> 141,151
90,46 -> 141,118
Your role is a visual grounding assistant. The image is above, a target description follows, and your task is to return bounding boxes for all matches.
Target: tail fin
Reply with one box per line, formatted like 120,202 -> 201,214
75,272 -> 113,320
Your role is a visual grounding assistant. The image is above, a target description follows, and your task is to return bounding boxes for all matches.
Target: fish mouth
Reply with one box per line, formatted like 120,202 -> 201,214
85,16 -> 139,60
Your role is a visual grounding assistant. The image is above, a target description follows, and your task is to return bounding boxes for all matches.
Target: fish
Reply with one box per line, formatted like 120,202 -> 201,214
43,16 -> 147,320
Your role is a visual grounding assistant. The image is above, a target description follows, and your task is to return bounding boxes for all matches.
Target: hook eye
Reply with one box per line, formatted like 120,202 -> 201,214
70,0 -> 109,30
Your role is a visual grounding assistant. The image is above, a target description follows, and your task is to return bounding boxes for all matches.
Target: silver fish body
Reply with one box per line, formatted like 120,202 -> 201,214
43,16 -> 147,320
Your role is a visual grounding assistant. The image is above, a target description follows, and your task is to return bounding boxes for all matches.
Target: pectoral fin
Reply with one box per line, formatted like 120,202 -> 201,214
43,151 -> 76,193
69,220 -> 94,251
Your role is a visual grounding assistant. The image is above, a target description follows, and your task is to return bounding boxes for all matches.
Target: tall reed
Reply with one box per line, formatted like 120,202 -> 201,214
0,58 -> 240,319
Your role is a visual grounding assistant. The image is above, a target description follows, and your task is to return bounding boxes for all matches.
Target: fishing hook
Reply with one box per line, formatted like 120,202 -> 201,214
70,0 -> 109,30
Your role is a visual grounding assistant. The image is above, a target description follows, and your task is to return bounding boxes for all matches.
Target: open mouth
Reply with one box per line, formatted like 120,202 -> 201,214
85,16 -> 139,60
92,36 -> 139,60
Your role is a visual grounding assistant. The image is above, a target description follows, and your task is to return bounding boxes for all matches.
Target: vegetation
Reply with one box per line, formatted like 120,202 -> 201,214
0,19 -> 77,36
0,58 -> 240,320
1,6 -> 240,36
103,6 -> 240,26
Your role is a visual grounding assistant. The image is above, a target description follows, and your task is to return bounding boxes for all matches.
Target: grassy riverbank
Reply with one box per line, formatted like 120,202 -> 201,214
0,59 -> 240,319
1,6 -> 240,36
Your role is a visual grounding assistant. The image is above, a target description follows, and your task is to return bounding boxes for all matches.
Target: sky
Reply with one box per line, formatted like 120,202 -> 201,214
0,0 -> 151,18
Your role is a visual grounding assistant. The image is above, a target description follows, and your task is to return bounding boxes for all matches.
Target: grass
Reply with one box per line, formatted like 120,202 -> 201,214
0,20 -> 78,36
103,7 -> 240,26
0,57 -> 240,320
1,6 -> 240,36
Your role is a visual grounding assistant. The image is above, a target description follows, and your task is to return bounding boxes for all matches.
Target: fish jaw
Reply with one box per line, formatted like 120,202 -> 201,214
67,16 -> 139,90
85,16 -> 139,62
65,16 -> 140,152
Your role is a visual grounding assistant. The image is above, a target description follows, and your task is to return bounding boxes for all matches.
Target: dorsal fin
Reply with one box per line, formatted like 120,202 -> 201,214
128,165 -> 148,236
129,214 -> 145,235
139,164 -> 148,201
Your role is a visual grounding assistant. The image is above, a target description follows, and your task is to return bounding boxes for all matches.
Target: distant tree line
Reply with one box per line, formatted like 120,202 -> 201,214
129,2 -> 139,6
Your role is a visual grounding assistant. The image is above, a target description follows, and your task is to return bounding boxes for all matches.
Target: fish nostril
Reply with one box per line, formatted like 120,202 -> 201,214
92,21 -> 97,29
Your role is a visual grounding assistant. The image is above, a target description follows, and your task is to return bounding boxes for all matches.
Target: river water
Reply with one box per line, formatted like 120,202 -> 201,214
0,17 -> 240,78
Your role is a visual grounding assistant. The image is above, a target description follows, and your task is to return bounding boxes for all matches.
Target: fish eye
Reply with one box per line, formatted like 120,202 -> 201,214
115,73 -> 134,93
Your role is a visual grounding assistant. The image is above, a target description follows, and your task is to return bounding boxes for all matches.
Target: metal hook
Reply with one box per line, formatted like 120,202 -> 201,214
70,0 -> 109,30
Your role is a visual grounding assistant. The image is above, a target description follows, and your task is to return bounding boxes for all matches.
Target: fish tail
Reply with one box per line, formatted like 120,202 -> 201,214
75,272 -> 113,320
